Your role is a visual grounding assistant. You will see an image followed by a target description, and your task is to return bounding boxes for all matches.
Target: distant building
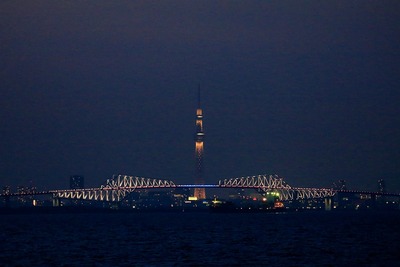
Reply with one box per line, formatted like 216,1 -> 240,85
2,186 -> 11,195
70,175 -> 84,189
378,179 -> 386,193
1,186 -> 11,207
16,185 -> 36,206
333,179 -> 347,190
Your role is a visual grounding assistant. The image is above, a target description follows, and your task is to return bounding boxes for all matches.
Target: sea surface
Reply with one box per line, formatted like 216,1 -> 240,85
1,210 -> 399,266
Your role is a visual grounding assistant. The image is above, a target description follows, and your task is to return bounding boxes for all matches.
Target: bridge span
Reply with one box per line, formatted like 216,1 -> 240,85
2,174 -> 399,203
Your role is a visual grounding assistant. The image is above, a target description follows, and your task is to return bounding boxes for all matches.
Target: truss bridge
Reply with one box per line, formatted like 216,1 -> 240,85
2,174 -> 399,203
218,174 -> 335,201
53,175 -> 176,202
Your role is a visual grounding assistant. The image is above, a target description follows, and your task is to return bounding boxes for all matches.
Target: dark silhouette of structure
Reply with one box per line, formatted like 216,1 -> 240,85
333,179 -> 347,190
70,175 -> 84,189
193,86 -> 206,199
378,179 -> 386,193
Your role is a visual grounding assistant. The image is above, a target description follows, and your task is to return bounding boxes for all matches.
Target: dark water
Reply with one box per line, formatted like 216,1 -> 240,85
1,210 -> 399,266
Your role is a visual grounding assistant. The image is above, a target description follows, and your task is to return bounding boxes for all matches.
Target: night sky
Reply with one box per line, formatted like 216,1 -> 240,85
1,1 -> 399,192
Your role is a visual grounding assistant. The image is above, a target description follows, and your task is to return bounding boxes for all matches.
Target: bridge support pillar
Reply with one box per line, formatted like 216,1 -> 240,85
292,191 -> 300,210
52,198 -> 60,207
324,197 -> 333,211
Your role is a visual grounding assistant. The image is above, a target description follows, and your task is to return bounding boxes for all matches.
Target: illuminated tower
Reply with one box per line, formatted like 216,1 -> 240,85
194,86 -> 206,199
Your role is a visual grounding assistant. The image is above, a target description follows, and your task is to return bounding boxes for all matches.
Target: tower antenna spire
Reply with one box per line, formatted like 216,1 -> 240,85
198,84 -> 201,108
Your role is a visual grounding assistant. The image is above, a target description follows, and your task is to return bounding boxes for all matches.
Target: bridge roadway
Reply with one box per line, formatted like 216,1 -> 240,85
1,174 -> 399,202
3,186 -> 399,197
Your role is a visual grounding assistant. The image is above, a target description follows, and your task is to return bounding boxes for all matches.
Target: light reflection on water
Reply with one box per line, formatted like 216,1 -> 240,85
1,211 -> 399,266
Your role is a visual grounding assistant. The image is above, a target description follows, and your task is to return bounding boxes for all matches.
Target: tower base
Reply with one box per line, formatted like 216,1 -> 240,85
194,188 -> 206,200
